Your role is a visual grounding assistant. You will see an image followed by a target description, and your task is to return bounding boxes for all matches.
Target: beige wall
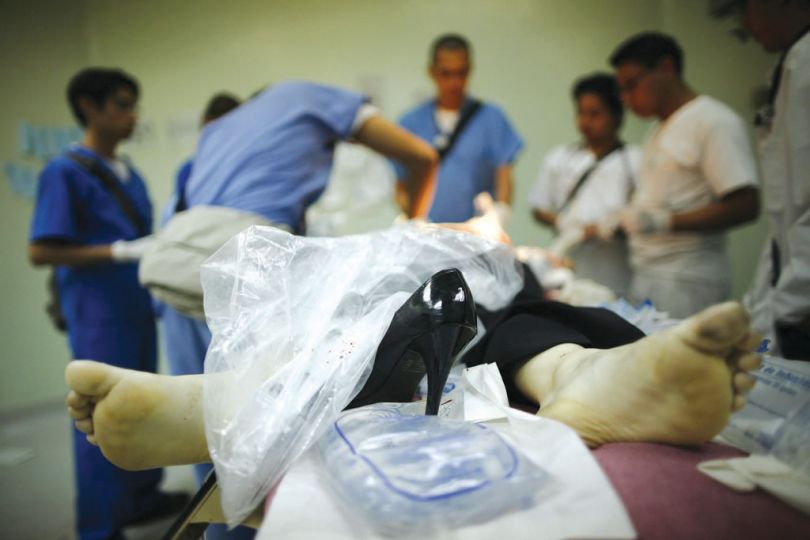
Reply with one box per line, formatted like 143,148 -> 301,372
1,0 -> 91,411
1,0 -> 776,412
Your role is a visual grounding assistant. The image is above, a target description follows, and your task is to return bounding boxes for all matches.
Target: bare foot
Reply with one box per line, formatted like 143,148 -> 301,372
514,302 -> 762,447
65,360 -> 209,470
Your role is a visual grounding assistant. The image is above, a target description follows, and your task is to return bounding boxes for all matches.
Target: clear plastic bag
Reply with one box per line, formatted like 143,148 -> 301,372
199,224 -> 523,526
771,398 -> 810,479
318,403 -> 552,537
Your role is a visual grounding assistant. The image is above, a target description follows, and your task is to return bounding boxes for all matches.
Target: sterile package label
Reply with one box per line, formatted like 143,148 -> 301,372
720,355 -> 810,455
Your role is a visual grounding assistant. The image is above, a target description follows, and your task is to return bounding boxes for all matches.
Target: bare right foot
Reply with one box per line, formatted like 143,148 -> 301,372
65,360 -> 209,470
515,302 -> 762,447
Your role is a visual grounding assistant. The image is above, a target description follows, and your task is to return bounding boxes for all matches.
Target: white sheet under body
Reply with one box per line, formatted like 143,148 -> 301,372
257,365 -> 635,540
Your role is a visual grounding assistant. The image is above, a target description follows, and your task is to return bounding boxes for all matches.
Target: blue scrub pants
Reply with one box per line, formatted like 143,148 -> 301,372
161,305 -> 256,539
68,314 -> 163,540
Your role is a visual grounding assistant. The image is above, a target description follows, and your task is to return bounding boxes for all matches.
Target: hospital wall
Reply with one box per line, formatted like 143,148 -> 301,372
0,0 -> 776,412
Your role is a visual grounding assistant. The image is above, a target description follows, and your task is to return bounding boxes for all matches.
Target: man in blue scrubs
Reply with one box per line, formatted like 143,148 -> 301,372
28,68 -> 186,540
397,34 -> 524,223
159,80 -> 437,538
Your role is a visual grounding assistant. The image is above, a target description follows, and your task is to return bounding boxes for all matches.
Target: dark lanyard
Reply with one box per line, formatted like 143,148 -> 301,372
558,143 -> 627,213
434,99 -> 482,161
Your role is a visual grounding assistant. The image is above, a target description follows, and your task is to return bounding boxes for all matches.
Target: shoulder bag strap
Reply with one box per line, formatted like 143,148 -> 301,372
67,152 -> 149,237
557,143 -> 624,213
436,99 -> 482,161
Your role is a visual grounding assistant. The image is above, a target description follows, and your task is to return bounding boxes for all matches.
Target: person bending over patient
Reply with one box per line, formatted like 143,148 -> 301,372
65,299 -> 760,470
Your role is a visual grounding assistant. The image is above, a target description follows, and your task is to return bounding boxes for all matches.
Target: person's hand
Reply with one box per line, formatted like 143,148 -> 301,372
493,201 -> 512,228
619,207 -> 671,236
548,226 -> 585,257
111,235 -> 155,262
595,212 -> 622,241
473,192 -> 512,228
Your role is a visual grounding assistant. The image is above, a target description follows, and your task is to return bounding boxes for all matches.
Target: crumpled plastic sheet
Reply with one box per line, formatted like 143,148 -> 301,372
199,223 -> 524,526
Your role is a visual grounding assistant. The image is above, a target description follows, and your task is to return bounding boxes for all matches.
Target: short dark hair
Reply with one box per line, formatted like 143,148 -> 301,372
67,68 -> 139,126
572,73 -> 624,124
430,33 -> 471,64
202,93 -> 241,124
609,32 -> 684,75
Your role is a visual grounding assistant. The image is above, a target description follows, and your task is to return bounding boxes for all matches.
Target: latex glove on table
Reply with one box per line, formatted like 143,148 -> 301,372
698,454 -> 810,516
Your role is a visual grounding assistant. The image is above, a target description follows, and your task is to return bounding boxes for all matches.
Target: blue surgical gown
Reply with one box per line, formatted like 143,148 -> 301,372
184,81 -> 367,233
398,97 -> 523,222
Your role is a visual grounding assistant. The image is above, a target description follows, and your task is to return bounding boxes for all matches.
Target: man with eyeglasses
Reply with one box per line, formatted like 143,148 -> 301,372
28,68 -> 187,539
603,32 -> 760,319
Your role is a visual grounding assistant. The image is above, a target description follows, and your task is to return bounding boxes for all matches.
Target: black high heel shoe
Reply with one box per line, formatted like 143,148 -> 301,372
347,268 -> 477,415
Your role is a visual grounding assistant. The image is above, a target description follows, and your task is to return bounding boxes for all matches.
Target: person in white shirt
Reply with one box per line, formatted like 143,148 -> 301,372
607,32 -> 760,318
733,0 -> 810,360
530,73 -> 639,297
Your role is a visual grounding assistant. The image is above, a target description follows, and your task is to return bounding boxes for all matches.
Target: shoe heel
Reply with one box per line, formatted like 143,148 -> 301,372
346,268 -> 477,412
410,323 -> 468,416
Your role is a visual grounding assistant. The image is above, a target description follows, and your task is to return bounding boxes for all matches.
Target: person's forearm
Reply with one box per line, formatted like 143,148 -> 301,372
532,208 -> 558,229
495,165 -> 513,205
354,115 -> 438,219
29,242 -> 113,267
394,182 -> 410,214
671,187 -> 759,232
402,163 -> 437,218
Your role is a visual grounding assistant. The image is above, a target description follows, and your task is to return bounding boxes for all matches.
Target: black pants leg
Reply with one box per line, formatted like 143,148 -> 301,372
463,270 -> 645,404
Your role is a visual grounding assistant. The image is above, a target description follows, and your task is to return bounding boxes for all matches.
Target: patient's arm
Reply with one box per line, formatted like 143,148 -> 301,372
66,303 -> 760,474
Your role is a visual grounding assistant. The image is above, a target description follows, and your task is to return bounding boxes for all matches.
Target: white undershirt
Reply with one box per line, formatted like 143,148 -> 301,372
104,157 -> 131,183
350,103 -> 381,135
435,108 -> 460,134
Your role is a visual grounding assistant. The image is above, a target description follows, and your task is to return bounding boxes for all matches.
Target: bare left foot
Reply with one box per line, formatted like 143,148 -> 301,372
65,360 -> 209,470
514,302 -> 761,447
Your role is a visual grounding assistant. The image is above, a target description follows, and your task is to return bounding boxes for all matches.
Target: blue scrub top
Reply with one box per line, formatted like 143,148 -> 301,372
30,146 -> 154,323
398,98 -> 523,222
184,81 -> 367,233
160,157 -> 193,227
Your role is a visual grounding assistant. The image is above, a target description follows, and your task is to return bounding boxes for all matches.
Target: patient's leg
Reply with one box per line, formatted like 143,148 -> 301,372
514,302 -> 761,447
65,360 -> 209,470
65,302 -> 759,470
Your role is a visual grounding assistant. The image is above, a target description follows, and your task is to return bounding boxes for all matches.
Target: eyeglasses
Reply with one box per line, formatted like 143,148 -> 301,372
618,69 -> 651,95
111,97 -> 137,113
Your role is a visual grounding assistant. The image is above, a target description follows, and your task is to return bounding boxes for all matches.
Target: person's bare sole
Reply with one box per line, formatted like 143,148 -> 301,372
65,360 -> 209,470
515,302 -> 761,447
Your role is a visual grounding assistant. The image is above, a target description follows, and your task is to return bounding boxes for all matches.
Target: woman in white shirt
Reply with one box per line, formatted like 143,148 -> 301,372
530,73 -> 639,297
